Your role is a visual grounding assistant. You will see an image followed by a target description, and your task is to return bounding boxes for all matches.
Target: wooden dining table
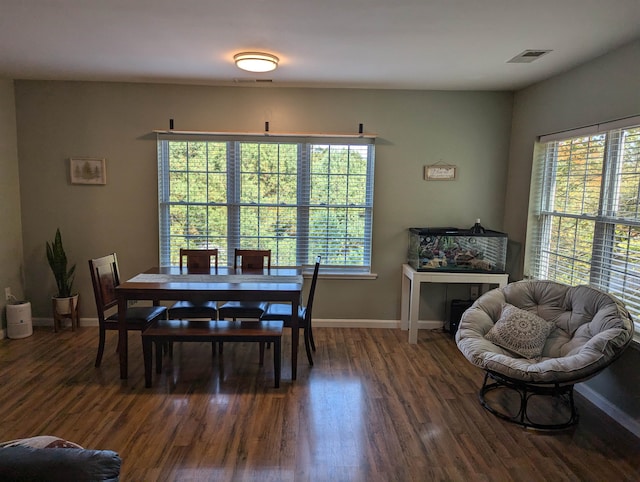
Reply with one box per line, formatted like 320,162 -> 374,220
115,266 -> 303,381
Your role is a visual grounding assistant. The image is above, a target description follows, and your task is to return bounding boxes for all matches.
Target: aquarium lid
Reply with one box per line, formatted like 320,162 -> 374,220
409,227 -> 507,237
409,227 -> 459,234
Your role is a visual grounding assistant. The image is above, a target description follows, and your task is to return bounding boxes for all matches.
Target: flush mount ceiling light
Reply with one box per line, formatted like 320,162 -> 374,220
234,52 -> 279,73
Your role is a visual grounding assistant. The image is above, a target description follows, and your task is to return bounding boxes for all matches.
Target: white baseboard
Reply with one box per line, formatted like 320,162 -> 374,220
314,318 -> 397,328
575,383 -> 640,439
32,317 -> 98,328
31,317 -> 444,331
315,319 -> 444,330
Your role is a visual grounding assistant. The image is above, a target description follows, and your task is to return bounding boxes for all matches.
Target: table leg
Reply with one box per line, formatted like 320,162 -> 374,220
117,294 -> 128,379
408,277 -> 420,344
142,336 -> 152,388
291,297 -> 299,380
274,336 -> 281,389
400,270 -> 410,330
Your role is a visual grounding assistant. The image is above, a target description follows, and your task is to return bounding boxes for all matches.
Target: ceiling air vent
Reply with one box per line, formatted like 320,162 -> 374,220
507,49 -> 552,63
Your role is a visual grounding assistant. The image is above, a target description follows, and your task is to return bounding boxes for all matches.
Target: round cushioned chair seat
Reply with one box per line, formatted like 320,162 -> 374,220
456,280 -> 634,384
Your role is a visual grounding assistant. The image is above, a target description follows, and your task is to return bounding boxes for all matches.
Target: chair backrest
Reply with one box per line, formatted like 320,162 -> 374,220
180,248 -> 218,273
304,256 -> 321,321
88,253 -> 121,320
234,249 -> 271,271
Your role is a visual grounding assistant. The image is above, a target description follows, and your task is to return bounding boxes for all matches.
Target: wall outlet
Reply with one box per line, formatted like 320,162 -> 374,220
5,287 -> 11,301
470,285 -> 479,299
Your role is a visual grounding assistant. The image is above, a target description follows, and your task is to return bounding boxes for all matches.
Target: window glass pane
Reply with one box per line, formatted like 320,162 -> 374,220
328,174 -> 348,205
260,144 -> 279,172
279,174 -> 297,203
311,145 -> 330,173
349,147 -> 369,175
553,136 -> 604,215
169,172 -> 187,202
310,173 -> 329,204
207,206 -> 227,237
207,142 -> 227,170
608,224 -> 640,317
280,144 -> 298,173
616,128 -> 640,220
347,175 -> 367,205
169,142 -> 187,171
240,173 -> 259,202
188,172 -> 207,202
259,173 -> 278,204
240,143 -> 259,172
543,216 -> 593,285
169,205 -> 187,236
240,206 -> 260,237
208,173 -> 227,203
188,142 -> 207,171
331,148 -> 349,175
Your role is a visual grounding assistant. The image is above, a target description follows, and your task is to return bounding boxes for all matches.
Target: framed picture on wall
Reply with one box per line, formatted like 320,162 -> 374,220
424,164 -> 457,181
70,158 -> 106,185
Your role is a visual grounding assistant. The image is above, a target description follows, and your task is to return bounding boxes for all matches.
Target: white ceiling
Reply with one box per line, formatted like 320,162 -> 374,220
1,0 -> 639,91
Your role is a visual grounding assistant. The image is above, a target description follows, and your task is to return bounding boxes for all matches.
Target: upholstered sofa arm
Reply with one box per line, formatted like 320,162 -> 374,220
0,446 -> 121,482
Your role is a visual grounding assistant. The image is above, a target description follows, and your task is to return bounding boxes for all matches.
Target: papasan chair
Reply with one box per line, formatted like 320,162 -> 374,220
456,280 -> 634,430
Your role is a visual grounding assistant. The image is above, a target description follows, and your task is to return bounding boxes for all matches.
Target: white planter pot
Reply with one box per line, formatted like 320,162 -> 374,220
53,294 -> 79,315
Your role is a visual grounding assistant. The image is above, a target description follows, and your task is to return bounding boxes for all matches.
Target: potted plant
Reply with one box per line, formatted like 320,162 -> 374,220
46,228 -> 79,330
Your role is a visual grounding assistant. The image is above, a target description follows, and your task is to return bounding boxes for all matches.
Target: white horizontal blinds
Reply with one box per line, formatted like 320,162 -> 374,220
157,139 -> 171,266
595,126 -> 640,319
545,134 -> 604,285
158,138 -> 229,267
528,120 -> 640,324
158,132 -> 375,269
234,141 -> 300,266
307,144 -> 374,267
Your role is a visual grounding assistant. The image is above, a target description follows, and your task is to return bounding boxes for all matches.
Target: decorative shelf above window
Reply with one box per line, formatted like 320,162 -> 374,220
153,129 -> 377,143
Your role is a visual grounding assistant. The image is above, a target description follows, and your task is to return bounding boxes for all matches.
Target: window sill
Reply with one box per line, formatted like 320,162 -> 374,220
302,268 -> 378,280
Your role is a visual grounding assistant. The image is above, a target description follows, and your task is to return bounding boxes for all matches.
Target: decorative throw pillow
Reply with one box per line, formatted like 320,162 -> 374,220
0,435 -> 83,449
485,303 -> 555,359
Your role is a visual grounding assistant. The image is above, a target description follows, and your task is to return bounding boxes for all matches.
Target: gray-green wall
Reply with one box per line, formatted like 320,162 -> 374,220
504,39 -> 640,433
13,82 -> 513,322
0,79 -> 24,332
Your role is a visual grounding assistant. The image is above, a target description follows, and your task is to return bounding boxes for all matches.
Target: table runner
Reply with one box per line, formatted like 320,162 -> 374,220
128,273 -> 303,284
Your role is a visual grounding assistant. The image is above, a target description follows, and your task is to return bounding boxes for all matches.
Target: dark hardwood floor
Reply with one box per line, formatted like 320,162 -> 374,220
0,325 -> 638,481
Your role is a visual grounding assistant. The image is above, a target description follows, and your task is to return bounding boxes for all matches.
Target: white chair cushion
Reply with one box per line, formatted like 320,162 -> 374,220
456,280 -> 634,384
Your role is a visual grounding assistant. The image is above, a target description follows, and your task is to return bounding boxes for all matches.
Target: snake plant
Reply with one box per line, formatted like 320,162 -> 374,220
46,228 -> 76,298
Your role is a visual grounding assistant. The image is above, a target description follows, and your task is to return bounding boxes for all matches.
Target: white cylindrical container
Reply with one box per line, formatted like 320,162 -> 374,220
6,301 -> 33,339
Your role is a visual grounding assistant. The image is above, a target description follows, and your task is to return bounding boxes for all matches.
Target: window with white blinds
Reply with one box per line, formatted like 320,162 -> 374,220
527,117 -> 640,328
157,133 -> 375,271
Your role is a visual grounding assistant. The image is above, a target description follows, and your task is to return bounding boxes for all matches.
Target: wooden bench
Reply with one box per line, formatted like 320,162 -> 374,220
142,319 -> 284,388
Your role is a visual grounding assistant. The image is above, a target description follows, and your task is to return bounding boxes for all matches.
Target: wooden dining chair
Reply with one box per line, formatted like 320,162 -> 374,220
89,253 -> 167,368
233,249 -> 272,271
260,256 -> 321,365
218,249 -> 272,320
168,249 -> 219,319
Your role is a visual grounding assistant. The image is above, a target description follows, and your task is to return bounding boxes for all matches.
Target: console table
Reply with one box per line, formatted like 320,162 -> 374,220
400,263 -> 509,343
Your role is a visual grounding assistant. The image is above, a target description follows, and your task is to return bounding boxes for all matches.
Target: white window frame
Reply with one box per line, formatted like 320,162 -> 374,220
157,132 -> 375,272
526,116 -> 640,333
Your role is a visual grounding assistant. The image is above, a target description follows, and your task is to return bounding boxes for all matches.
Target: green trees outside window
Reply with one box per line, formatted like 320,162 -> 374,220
529,124 -> 640,325
158,135 -> 374,270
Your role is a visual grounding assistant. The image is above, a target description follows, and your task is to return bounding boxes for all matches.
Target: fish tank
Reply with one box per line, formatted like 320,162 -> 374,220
408,227 -> 507,273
